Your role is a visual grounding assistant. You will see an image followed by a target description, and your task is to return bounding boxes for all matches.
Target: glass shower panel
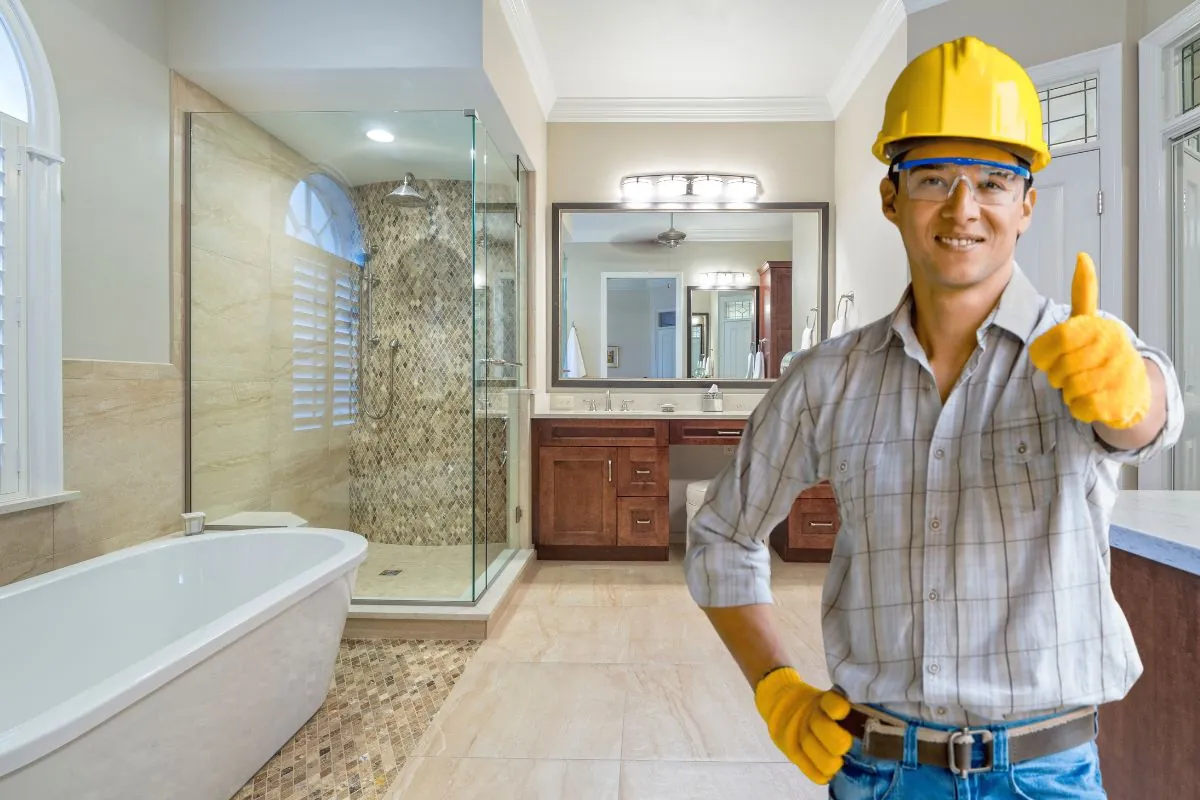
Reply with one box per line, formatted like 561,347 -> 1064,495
471,118 -> 523,600
1172,132 -> 1200,488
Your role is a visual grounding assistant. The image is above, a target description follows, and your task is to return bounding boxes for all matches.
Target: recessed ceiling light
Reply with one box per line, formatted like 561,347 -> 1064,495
366,129 -> 394,143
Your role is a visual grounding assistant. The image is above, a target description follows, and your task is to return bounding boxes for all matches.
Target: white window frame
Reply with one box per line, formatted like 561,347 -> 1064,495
1138,1 -> 1200,490
0,0 -> 71,516
1025,43 -> 1125,319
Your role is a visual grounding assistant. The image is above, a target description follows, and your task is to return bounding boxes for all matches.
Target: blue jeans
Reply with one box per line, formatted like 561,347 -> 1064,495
829,706 -> 1108,799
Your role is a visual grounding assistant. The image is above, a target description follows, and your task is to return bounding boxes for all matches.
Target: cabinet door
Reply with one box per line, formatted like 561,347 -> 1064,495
537,446 -> 617,546
617,447 -> 669,496
617,497 -> 669,546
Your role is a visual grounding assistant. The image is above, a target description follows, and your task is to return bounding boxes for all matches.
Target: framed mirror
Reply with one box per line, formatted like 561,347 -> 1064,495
552,202 -> 830,387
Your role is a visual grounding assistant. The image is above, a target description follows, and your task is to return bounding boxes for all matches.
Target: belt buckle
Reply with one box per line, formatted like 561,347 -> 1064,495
947,728 -> 994,777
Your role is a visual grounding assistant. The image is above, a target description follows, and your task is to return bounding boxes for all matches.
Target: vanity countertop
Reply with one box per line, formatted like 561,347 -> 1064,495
531,410 -> 753,420
1110,491 -> 1200,577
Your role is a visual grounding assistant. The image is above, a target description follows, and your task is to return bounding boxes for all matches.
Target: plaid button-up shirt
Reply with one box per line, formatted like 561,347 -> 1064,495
685,266 -> 1184,725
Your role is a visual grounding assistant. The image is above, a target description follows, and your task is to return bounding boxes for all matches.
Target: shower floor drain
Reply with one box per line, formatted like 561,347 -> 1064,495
379,569 -> 403,576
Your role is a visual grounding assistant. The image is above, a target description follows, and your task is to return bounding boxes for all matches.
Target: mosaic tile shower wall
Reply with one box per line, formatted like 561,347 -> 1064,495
348,180 -> 509,547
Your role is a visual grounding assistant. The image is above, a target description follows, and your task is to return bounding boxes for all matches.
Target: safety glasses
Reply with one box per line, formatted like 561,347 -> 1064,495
892,157 -> 1031,206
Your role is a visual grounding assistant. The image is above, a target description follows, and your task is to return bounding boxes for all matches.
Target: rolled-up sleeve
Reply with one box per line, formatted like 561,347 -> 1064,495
683,364 -> 821,608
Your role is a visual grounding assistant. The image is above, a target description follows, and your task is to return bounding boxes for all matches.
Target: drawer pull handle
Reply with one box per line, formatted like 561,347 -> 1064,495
716,430 -> 741,436
608,459 -> 613,483
635,518 -> 652,525
808,521 -> 834,528
634,469 -> 652,476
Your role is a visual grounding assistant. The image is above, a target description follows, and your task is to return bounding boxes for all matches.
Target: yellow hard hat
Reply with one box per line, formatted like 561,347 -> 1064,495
872,36 -> 1051,172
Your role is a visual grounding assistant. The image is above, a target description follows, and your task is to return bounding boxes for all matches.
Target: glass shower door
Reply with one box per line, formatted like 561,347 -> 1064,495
471,118 -> 523,600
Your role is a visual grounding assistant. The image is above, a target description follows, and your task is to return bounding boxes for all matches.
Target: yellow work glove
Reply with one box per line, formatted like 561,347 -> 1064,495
754,666 -> 853,785
1029,252 -> 1150,429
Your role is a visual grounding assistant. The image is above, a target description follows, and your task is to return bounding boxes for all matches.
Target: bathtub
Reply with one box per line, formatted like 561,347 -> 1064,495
0,527 -> 367,800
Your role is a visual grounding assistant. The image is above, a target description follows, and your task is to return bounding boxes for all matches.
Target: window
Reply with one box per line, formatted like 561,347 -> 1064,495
1039,78 -> 1098,149
1184,33 -> 1200,113
724,299 -> 752,321
0,113 -> 23,497
285,174 -> 362,432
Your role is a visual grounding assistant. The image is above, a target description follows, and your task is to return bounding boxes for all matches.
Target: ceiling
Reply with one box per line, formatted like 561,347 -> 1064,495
507,0 -> 947,121
564,211 -> 797,244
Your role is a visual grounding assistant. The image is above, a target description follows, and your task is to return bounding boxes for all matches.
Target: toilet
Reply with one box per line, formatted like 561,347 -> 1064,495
685,480 -> 711,533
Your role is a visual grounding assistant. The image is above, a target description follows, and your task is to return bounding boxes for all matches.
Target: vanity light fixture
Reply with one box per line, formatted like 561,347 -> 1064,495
699,271 -> 751,288
366,128 -> 395,143
619,172 -> 762,202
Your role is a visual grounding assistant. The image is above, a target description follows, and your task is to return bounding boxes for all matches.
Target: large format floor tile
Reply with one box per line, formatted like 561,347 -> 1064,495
619,760 -> 826,800
391,757 -> 621,799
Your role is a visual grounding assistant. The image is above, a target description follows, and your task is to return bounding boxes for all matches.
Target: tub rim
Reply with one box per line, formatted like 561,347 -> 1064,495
0,527 -> 367,778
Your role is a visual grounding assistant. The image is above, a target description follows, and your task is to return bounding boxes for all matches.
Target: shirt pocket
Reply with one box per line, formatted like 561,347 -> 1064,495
979,421 -> 1059,515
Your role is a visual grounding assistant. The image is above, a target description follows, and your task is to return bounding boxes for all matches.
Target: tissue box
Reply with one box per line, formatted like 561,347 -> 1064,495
701,391 -> 724,413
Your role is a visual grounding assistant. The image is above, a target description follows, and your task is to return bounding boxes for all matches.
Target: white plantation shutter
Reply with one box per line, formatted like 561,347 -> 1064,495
332,269 -> 357,426
0,114 -> 25,497
293,258 -> 330,431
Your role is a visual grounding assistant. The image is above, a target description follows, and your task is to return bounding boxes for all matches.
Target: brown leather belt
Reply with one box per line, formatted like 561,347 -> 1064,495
838,705 -> 1098,776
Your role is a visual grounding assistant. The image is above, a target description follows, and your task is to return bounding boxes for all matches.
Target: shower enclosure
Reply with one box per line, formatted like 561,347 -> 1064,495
185,109 -> 528,604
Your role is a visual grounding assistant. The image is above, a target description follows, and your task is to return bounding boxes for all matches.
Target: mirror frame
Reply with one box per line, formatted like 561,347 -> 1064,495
550,201 -> 831,388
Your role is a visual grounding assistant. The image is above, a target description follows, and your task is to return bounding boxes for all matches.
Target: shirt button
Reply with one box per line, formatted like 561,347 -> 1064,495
839,461 -> 848,473
930,517 -> 941,531
937,707 -> 948,717
929,663 -> 940,675
1017,442 -> 1028,454
934,448 -> 945,460
928,590 -> 939,601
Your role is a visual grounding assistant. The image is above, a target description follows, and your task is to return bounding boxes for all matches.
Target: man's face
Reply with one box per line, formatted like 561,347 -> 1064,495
880,140 -> 1036,292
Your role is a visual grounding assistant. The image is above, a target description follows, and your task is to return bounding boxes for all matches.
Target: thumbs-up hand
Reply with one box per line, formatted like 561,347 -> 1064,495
1029,253 -> 1150,429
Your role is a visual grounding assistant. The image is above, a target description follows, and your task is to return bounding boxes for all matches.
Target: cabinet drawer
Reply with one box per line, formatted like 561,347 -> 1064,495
617,497 -> 669,547
789,509 -> 839,551
537,418 -> 668,448
617,447 -> 668,497
668,419 -> 746,445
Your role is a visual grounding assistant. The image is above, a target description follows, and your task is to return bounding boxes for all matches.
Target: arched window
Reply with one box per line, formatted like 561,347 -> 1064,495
0,0 -> 67,512
284,173 -> 362,262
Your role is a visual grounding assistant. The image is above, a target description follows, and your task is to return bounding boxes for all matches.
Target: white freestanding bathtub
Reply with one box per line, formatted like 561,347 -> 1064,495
0,527 -> 367,800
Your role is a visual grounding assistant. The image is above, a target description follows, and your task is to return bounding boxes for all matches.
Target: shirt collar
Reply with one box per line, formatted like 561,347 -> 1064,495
869,263 -> 1044,353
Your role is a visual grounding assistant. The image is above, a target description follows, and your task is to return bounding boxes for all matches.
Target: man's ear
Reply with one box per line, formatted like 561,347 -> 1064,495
881,177 -> 899,226
1017,186 -> 1037,235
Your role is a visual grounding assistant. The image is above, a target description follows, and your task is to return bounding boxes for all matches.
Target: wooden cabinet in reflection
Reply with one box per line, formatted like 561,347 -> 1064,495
757,260 -> 793,379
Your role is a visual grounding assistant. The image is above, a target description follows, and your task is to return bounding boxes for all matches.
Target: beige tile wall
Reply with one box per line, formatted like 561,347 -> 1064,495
188,105 -> 352,530
0,361 -> 184,586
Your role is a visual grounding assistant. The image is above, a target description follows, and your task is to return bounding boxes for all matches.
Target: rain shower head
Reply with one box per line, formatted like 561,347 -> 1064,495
384,172 -> 426,207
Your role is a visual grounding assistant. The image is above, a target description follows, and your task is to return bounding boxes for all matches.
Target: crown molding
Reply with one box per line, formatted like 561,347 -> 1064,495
549,96 -> 834,123
903,0 -> 952,12
498,0 -> 556,118
826,0 -> 907,118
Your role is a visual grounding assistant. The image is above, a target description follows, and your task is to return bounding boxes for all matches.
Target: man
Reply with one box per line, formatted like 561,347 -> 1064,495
684,35 -> 1183,799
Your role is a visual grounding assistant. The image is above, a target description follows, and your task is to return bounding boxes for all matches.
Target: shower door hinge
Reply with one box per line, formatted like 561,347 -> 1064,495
1097,190 -> 1104,216
515,506 -> 523,523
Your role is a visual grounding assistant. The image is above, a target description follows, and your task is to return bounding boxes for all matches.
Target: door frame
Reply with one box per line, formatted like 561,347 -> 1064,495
1138,1 -> 1200,490
598,271 -> 684,378
1024,42 -> 1124,320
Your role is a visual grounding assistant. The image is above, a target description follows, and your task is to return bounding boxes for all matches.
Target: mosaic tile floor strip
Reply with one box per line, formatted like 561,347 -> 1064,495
233,638 -> 480,800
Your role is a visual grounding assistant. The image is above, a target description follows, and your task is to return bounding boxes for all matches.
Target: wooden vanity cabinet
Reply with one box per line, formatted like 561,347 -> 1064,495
535,419 -> 670,560
533,416 -> 839,562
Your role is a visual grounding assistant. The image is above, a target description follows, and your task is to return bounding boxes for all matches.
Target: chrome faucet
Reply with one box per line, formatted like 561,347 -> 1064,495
605,390 -> 612,411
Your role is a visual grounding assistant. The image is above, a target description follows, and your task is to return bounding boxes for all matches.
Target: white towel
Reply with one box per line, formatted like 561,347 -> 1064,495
753,350 -> 765,379
829,315 -> 848,338
799,325 -> 814,351
565,326 -> 587,378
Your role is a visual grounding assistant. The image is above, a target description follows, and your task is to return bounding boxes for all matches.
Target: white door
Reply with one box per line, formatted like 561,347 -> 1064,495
717,292 -> 754,379
1015,149 -> 1102,308
654,325 -> 674,378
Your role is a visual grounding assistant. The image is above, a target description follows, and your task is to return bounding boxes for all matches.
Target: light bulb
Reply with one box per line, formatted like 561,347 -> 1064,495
656,176 -> 687,198
725,177 -> 759,201
366,129 -> 395,143
621,178 -> 654,201
692,176 -> 724,197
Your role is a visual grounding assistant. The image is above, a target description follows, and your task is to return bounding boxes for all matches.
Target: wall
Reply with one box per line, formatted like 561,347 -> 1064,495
187,109 -> 352,530
833,22 -> 909,328
24,0 -> 171,363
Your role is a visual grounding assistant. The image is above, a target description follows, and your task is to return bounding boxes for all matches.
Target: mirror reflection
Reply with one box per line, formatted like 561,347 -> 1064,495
555,207 -> 827,385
